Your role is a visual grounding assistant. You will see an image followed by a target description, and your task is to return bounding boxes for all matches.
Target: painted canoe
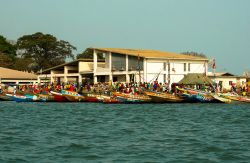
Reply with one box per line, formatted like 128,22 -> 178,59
238,97 -> 250,103
64,94 -> 86,102
12,94 -> 39,102
61,90 -> 86,102
113,92 -> 151,103
103,96 -> 121,104
0,93 -> 14,101
145,92 -> 184,103
219,93 -> 240,101
177,88 -> 219,103
38,94 -> 55,102
50,91 -> 68,102
81,93 -> 99,102
183,92 -> 218,103
212,94 -> 231,103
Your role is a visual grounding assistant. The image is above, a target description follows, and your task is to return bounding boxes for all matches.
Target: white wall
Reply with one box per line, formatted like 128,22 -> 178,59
190,63 -> 205,73
145,59 -> 207,85
147,62 -> 164,73
213,77 -> 247,90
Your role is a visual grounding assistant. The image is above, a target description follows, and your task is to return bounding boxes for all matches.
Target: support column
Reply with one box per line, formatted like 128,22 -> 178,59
37,77 -> 41,83
93,50 -> 98,84
94,76 -> 97,83
125,54 -> 129,83
143,58 -> 146,82
78,75 -> 82,83
50,71 -> 55,83
167,60 -> 171,90
93,49 -> 97,73
126,74 -> 130,83
109,52 -> 113,82
64,76 -> 68,83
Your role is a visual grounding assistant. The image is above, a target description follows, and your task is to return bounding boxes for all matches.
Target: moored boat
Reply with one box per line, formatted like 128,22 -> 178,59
145,91 -> 184,103
177,88 -> 218,103
103,96 -> 121,104
212,94 -> 231,103
61,90 -> 86,102
50,91 -> 68,102
38,93 -> 55,102
81,93 -> 99,102
113,92 -> 151,103
0,93 -> 14,101
238,96 -> 250,103
12,94 -> 39,102
219,93 -> 240,101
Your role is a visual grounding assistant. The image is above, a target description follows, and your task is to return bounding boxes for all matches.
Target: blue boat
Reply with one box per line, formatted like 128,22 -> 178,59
12,94 -> 39,102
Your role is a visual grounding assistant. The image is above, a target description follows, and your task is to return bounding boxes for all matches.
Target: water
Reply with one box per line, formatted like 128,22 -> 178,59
0,101 -> 250,163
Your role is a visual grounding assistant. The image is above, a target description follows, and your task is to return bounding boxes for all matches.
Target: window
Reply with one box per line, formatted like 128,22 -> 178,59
113,77 -> 118,82
229,81 -> 233,85
184,63 -> 186,72
163,63 -> 166,71
188,63 -> 191,71
163,74 -> 166,83
219,81 -> 223,86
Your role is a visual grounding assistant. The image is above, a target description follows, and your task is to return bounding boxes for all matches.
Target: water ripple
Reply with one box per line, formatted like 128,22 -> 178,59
0,102 -> 250,162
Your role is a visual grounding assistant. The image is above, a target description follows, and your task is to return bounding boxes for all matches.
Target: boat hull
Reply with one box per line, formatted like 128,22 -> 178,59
145,92 -> 184,103
0,94 -> 13,101
50,91 -> 68,102
64,94 -> 85,102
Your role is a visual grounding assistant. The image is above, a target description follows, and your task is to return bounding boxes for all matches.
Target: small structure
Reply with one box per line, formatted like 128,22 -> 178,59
0,67 -> 37,85
207,72 -> 247,91
178,73 -> 213,85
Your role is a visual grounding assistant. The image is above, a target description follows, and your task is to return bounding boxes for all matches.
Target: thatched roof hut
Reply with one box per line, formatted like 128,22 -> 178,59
178,73 -> 213,85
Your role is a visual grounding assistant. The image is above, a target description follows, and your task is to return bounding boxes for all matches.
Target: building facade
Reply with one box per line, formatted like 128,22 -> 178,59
207,72 -> 247,91
38,48 -> 208,86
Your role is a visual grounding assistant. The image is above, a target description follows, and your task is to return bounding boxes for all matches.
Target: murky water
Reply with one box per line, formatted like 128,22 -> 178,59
0,101 -> 250,162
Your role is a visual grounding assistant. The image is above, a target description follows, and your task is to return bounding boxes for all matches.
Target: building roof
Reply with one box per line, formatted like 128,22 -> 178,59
178,73 -> 213,85
207,72 -> 246,78
207,72 -> 235,77
90,48 -> 208,61
0,67 -> 37,79
41,58 -> 104,73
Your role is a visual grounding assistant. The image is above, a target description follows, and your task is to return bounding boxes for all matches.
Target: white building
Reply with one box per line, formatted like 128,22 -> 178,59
207,72 -> 247,90
38,48 -> 208,86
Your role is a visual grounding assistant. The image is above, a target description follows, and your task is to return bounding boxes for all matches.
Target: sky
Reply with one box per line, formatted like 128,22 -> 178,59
0,0 -> 249,75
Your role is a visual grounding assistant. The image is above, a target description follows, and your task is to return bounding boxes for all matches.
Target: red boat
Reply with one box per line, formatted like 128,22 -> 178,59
85,96 -> 99,102
50,91 -> 68,102
82,93 -> 99,102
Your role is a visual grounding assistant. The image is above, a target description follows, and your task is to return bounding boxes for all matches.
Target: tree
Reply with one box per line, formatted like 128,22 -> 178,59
0,35 -> 16,68
0,52 -> 13,68
181,51 -> 207,58
0,35 -> 16,55
77,48 -> 104,59
16,32 -> 76,72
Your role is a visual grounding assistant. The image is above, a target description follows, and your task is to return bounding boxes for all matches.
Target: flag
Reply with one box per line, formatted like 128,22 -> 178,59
212,58 -> 216,69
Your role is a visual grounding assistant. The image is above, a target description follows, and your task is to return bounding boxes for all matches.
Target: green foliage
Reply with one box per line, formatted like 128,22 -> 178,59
16,32 -> 76,72
0,35 -> 16,68
181,51 -> 207,58
0,52 -> 13,68
77,48 -> 104,59
0,35 -> 16,55
12,57 -> 34,72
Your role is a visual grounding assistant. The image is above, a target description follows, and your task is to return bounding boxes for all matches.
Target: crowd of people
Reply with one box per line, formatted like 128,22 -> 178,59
0,80 -> 249,96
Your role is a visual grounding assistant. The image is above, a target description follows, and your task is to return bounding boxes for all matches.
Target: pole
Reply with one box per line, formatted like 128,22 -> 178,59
138,54 -> 141,83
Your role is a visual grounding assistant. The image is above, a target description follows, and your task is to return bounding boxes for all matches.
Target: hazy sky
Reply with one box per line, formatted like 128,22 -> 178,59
0,0 -> 249,74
